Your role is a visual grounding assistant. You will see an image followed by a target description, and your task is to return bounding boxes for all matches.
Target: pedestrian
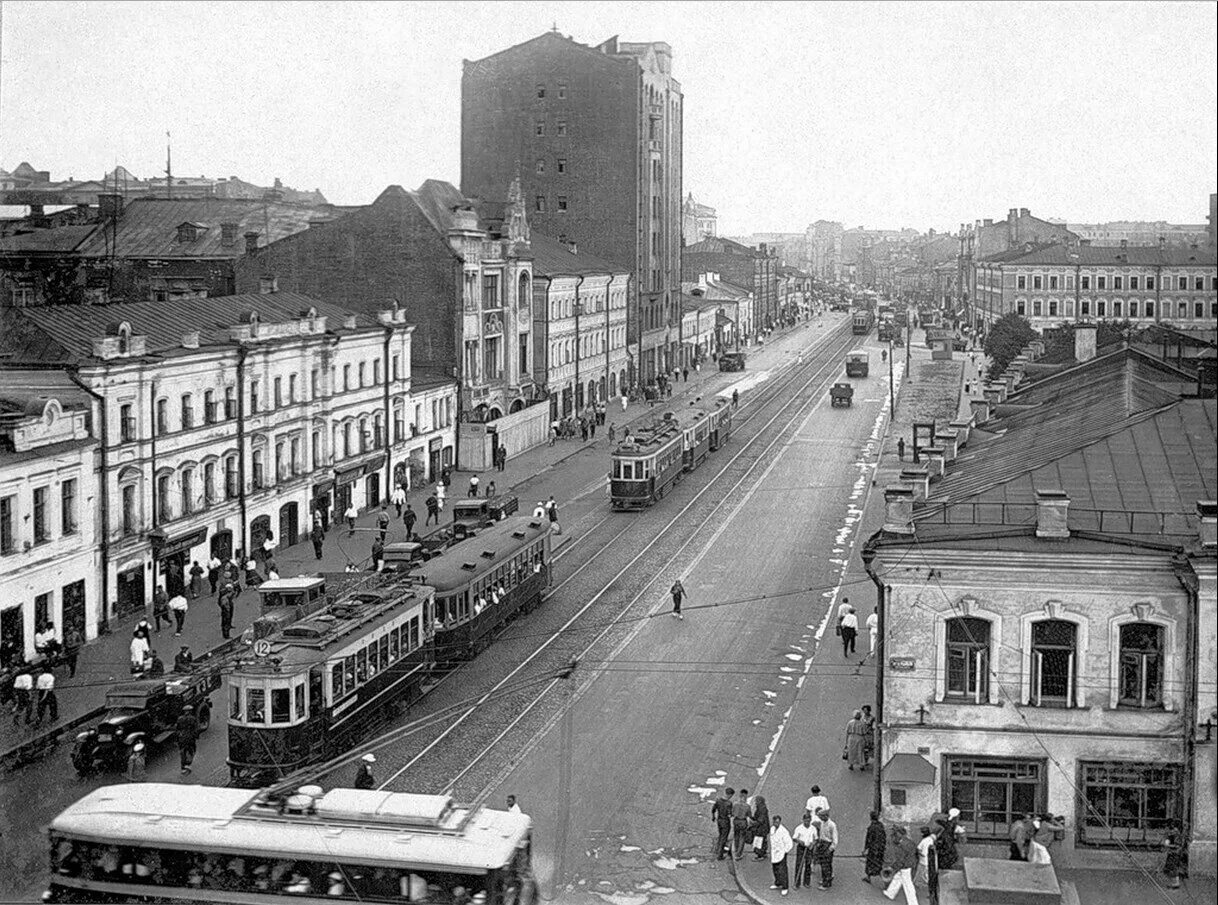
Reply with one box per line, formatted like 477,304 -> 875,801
244,557 -> 263,589
11,670 -> 33,725
1162,823 -> 1188,890
147,650 -> 165,677
207,556 -> 222,595
792,811 -> 818,889
130,630 -> 150,673
62,624 -> 83,679
711,787 -> 734,860
135,618 -> 151,641
769,815 -> 793,896
683,367 -> 689,382
861,704 -> 877,766
964,381 -> 971,396
34,665 -> 58,725
732,388 -> 739,408
506,794 -> 523,815
226,555 -> 243,594
345,502 -> 359,534
436,481 -> 446,510
403,506 -> 417,538
897,437 -> 906,460
731,788 -> 752,860
175,704 -> 199,774
814,808 -> 838,889
312,524 -> 325,561
580,418 -> 588,441
1009,812 -> 1034,861
1026,825 -> 1052,865
261,531 -> 276,564
152,586 -> 170,632
126,741 -> 147,782
620,393 -> 628,412
372,537 -> 385,571
884,826 -> 920,904
845,710 -> 867,770
805,786 -> 830,824
218,585 -> 234,640
915,826 -> 937,886
377,505 -> 391,542
937,807 -> 962,870
841,606 -> 859,656
546,495 -> 558,523
862,810 -> 887,884
425,494 -> 440,526
669,579 -> 686,619
549,422 -> 558,447
189,561 -> 205,599
174,646 -> 193,673
867,606 -> 879,656
354,753 -> 376,789
608,424 -> 617,445
751,795 -> 771,860
469,474 -> 480,497
532,501 -> 547,519
392,484 -> 406,517
487,480 -> 497,499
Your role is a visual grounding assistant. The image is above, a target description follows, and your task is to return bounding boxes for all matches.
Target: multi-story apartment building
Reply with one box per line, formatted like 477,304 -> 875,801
864,350 -> 1217,875
461,31 -> 683,386
682,193 -> 717,245
0,292 -> 453,621
530,233 -> 631,419
805,220 -> 844,282
1063,221 -> 1209,247
0,374 -> 101,656
971,240 -> 1217,331
235,182 -> 536,441
683,237 -> 780,329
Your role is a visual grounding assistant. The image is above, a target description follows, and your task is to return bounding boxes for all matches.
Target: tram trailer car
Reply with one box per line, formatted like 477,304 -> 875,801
46,783 -> 537,904
409,515 -> 552,664
852,309 -> 874,335
609,402 -> 735,510
227,575 -> 435,786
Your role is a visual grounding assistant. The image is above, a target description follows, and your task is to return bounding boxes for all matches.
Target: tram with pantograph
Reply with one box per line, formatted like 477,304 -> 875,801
226,573 -> 435,786
609,399 -> 734,510
45,782 -> 536,904
408,515 -> 552,665
852,308 -> 874,335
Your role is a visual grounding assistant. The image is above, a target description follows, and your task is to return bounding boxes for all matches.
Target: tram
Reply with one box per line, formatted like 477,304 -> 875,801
45,783 -> 536,903
852,308 -> 874,335
845,350 -> 870,378
226,574 -> 435,786
409,515 -> 552,664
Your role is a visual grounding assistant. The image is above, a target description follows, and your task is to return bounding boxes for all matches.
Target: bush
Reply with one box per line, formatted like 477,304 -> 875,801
983,314 -> 1036,380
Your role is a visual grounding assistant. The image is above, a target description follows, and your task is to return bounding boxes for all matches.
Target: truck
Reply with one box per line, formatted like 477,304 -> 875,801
451,494 -> 520,539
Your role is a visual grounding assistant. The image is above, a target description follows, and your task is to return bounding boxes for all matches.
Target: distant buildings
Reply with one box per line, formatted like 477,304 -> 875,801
682,272 -> 754,349
1058,219 -> 1208,248
682,236 -> 781,329
683,194 -> 717,244
805,220 -> 844,282
461,30 -> 684,385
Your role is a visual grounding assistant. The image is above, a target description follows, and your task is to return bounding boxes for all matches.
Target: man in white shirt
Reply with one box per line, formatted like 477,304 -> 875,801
791,811 -> 818,889
805,786 -> 830,824
34,666 -> 57,725
867,607 -> 879,655
815,808 -> 839,889
11,671 -> 34,725
768,815 -> 793,895
34,623 -> 59,657
840,607 -> 859,657
130,630 -> 150,673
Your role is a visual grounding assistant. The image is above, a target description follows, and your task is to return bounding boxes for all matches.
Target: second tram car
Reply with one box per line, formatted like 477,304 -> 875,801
409,515 -> 552,664
226,575 -> 435,786
45,783 -> 537,904
852,308 -> 874,335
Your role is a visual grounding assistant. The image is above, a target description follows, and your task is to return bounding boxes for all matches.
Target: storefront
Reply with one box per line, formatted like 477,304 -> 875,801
335,454 -> 386,516
152,527 -> 208,597
311,480 -> 334,533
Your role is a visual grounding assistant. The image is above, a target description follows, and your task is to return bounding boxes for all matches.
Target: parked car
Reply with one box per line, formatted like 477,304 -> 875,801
451,495 -> 520,539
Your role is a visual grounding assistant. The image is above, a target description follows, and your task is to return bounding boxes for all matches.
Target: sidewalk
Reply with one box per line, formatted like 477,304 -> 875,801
3,313 -> 845,760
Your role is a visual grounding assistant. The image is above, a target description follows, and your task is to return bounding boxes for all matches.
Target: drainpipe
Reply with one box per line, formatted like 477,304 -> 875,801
236,345 -> 249,558
383,323 -> 394,497
1173,554 -> 1200,861
862,545 -> 887,816
67,370 -> 111,634
148,380 -> 159,621
574,274 -> 584,412
605,275 -> 612,399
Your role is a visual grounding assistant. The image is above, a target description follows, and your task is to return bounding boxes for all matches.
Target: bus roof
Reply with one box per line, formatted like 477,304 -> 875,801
409,515 -> 549,593
51,784 -> 530,873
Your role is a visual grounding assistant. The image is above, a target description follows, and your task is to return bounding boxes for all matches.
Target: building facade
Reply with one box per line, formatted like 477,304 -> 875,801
530,232 -> 631,418
682,236 -> 780,329
461,30 -> 684,386
0,378 -> 101,657
972,241 -> 1217,331
805,220 -> 844,282
682,193 -> 717,244
683,273 -> 754,350
0,292 -> 454,623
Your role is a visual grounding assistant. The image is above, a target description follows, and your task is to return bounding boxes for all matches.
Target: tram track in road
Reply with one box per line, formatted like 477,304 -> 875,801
299,321 -> 857,797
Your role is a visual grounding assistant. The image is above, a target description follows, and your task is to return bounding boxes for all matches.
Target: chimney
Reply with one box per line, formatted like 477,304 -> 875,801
220,222 -> 238,247
181,331 -> 200,349
1074,324 -> 1097,362
1035,490 -> 1071,539
244,231 -> 260,254
1019,208 -> 1029,218
983,219 -> 993,227
883,486 -> 916,535
343,315 -> 358,329
98,193 -> 124,219
1198,501 -> 1217,548
259,275 -> 278,295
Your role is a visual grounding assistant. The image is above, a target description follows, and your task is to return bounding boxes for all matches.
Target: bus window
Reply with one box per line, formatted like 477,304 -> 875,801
294,682 -> 306,719
246,688 -> 266,724
271,687 -> 291,724
229,684 -> 242,720
331,663 -> 344,700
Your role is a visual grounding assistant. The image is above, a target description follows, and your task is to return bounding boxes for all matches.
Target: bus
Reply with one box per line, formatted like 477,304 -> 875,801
45,783 -> 536,904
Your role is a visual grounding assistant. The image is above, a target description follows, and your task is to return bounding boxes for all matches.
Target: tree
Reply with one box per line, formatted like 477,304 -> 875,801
983,313 -> 1037,380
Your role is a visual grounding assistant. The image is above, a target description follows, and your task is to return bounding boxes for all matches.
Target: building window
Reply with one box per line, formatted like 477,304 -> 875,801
121,485 -> 136,535
33,486 -> 49,542
1081,299 -> 1090,316
391,355 -> 401,382
289,374 -> 297,403
1195,276 -> 1204,291
1048,275 -> 1058,290
1146,276 -> 1155,290
1119,623 -> 1164,708
484,336 -> 501,380
519,333 -> 529,380
61,479 -> 78,535
557,158 -> 567,174
373,361 -> 381,385
1113,300 -> 1123,317
204,389 -> 217,424
1129,276 -> 1139,290
120,403 -> 136,442
1,495 -> 14,553
1114,276 -> 1123,290
358,363 -> 366,388
343,364 -> 351,392
225,387 -> 237,419
483,273 -> 501,307
1098,276 -> 1107,289
157,474 -> 171,522
359,417 -> 370,453
945,616 -> 990,701
557,195 -> 568,212
557,83 -> 567,99
343,423 -> 353,458
1097,300 -> 1107,316
373,413 -> 384,449
1067,275 -> 1075,289
535,120 -> 545,137
1032,275 -> 1042,290
1130,300 -> 1140,318
946,757 -> 1043,840
155,398 -> 168,435
1029,620 -> 1076,707
1032,299 -> 1042,316
536,84 -> 545,98
34,592 -> 52,629
1081,275 -> 1090,290
1194,302 -> 1203,318
249,381 -> 260,415
252,450 -> 265,489
275,442 -> 286,482
536,159 -> 545,174
1145,301 -> 1154,318
556,120 -> 567,136
180,468 -> 194,515
1177,276 -> 1186,290
1048,299 -> 1058,317
1079,762 -> 1180,847
312,430 -> 323,469
535,196 -> 546,213
203,462 -> 216,504
393,406 -> 404,443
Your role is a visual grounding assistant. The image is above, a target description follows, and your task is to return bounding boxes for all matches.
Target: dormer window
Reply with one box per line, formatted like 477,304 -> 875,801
176,222 -> 206,243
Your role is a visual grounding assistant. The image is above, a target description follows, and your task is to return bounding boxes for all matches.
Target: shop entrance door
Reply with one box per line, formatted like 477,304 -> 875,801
1,606 -> 24,666
61,580 -> 86,636
365,473 -> 380,508
117,566 -> 144,619
210,529 -> 233,562
279,502 -> 299,547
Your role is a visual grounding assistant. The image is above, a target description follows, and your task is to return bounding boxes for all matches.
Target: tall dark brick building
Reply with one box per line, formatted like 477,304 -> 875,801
462,30 -> 683,383
682,236 -> 781,328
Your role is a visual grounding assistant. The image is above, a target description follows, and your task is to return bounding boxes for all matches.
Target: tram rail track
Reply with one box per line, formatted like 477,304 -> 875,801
295,321 -> 858,797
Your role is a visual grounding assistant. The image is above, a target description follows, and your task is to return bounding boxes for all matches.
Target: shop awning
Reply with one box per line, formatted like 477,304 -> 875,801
716,312 -> 735,327
883,753 -> 936,785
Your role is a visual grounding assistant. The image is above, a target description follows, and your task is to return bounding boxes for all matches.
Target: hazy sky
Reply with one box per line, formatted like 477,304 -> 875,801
1,1 -> 1214,234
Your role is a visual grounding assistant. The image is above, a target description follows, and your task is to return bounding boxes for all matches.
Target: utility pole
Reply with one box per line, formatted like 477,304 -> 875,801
889,339 -> 896,415
165,131 -> 172,199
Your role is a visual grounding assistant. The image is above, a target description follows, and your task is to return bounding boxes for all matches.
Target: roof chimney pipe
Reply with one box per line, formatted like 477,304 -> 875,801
1199,501 -> 1217,548
244,231 -> 260,254
1035,490 -> 1071,539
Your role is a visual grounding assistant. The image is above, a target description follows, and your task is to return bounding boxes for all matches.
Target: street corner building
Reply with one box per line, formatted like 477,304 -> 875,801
0,292 -> 456,629
862,346 -> 1217,877
460,29 -> 684,386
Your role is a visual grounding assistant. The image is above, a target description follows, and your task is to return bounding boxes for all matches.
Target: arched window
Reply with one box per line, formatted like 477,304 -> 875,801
519,272 -> 531,307
946,617 -> 990,701
180,467 -> 194,515
1118,623 -> 1164,708
1030,619 -> 1076,706
156,472 -> 172,522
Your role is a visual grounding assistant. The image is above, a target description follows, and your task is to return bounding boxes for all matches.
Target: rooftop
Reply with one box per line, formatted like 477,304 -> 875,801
530,231 -> 629,277
980,241 -> 1217,267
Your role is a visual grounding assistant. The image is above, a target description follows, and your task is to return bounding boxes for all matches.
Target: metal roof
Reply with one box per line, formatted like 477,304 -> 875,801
0,224 -> 97,254
981,241 -> 1217,267
409,516 -> 550,593
530,231 -> 628,276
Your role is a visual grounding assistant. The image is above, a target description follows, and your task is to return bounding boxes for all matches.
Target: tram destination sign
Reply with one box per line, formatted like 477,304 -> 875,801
888,656 -> 917,672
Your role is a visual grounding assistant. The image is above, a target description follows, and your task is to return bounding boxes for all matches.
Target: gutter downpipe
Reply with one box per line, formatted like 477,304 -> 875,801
236,345 -> 249,560
383,322 -> 394,499
148,381 -> 159,623
605,274 -> 612,399
1173,553 -> 1200,862
862,544 -> 887,816
68,370 -> 111,634
574,274 -> 584,412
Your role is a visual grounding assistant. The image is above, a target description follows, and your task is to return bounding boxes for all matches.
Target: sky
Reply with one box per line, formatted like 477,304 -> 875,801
1,1 -> 1215,235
